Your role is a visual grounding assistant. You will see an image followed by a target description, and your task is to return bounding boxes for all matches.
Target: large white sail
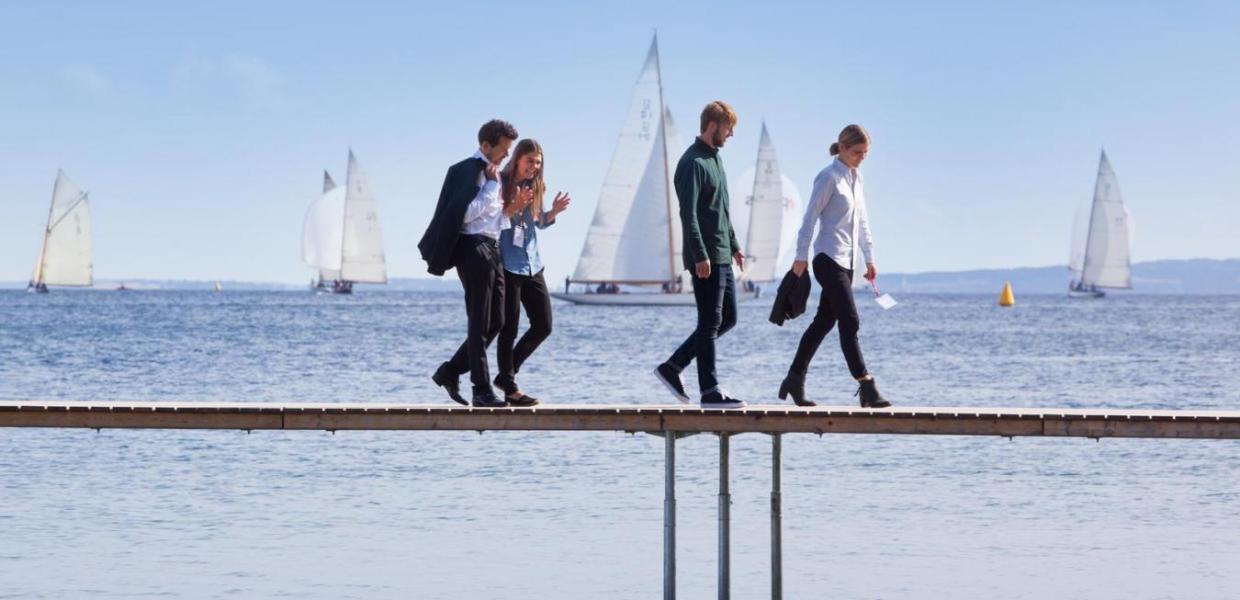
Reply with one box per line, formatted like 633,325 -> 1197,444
33,170 -> 92,286
731,164 -> 802,279
302,170 -> 345,277
741,123 -> 786,282
1079,150 -> 1132,289
340,151 -> 387,283
572,36 -> 680,284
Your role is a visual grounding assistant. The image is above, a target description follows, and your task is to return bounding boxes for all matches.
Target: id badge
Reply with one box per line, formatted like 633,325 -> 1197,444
512,225 -> 525,247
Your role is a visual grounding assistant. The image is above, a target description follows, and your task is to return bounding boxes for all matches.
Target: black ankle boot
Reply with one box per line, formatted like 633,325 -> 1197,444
778,372 -> 815,407
856,378 -> 891,408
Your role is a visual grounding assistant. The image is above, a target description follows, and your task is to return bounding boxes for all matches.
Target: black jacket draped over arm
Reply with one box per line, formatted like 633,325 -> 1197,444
418,157 -> 487,276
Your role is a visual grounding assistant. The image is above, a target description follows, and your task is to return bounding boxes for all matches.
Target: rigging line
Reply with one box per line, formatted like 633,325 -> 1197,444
45,191 -> 89,233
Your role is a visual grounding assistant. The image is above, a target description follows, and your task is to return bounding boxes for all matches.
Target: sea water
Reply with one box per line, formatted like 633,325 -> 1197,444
1,291 -> 1237,599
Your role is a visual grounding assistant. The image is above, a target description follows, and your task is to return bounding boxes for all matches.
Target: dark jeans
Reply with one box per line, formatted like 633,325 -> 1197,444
495,270 -> 553,392
667,264 -> 737,394
789,253 -> 868,379
444,235 -> 506,394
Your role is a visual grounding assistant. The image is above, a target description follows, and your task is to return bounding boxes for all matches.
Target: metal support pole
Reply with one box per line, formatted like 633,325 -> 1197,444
664,433 -> 676,600
718,432 -> 731,600
771,433 -> 783,599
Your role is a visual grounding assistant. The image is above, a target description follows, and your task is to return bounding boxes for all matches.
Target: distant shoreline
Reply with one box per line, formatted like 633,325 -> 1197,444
4,258 -> 1238,294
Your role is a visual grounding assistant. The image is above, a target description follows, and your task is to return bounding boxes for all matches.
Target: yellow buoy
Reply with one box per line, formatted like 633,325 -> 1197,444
998,281 -> 1016,307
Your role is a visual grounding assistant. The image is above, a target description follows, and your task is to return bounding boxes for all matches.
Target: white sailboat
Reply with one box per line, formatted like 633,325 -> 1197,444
551,35 -> 756,306
28,170 -> 92,293
731,122 -> 801,294
1068,150 -> 1132,298
301,151 -> 387,294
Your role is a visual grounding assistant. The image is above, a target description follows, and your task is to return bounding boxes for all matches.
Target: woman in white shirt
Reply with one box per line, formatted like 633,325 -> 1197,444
778,124 -> 890,408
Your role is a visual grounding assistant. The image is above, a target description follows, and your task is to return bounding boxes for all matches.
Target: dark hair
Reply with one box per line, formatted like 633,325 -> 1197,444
478,119 -> 518,146
829,124 -> 870,156
699,100 -> 738,133
501,139 -> 547,219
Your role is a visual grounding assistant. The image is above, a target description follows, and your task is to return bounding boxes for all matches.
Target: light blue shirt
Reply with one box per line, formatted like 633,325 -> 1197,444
794,158 -> 875,271
499,195 -> 556,276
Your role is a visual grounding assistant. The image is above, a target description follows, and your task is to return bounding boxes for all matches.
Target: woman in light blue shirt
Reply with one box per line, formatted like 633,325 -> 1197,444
778,125 -> 890,408
495,139 -> 571,405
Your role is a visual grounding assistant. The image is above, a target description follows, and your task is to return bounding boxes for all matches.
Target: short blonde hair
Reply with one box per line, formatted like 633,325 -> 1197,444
699,101 -> 738,133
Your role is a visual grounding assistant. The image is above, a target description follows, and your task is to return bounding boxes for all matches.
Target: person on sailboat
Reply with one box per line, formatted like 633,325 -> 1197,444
420,119 -> 520,408
494,139 -> 572,406
653,101 -> 746,410
778,124 -> 891,408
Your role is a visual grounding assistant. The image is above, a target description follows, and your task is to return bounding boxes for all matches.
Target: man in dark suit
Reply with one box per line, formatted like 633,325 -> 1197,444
419,119 -> 519,407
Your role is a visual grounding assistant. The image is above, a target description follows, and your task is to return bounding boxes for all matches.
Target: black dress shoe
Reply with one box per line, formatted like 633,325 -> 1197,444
856,378 -> 891,408
493,375 -> 519,396
654,363 -> 690,404
471,392 -> 509,408
778,372 -> 816,407
505,393 -> 539,407
701,390 -> 746,409
432,365 -> 467,406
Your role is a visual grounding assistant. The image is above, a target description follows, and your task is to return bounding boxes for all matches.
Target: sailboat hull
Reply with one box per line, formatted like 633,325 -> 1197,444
551,290 -> 758,306
1068,282 -> 1106,299
1068,289 -> 1106,299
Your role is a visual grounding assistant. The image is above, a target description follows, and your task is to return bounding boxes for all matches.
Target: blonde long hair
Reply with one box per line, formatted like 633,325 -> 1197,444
501,139 -> 547,220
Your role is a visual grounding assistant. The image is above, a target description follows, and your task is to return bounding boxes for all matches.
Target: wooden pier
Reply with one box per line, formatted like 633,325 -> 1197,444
5,400 -> 1238,599
2,401 -> 1238,438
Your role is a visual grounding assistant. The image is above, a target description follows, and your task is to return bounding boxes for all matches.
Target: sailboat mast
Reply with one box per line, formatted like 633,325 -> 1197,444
654,33 -> 677,283
31,174 -> 60,285
338,151 -> 351,284
1080,150 -> 1104,285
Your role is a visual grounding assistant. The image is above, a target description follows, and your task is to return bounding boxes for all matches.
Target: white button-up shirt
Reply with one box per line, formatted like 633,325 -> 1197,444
460,149 -> 509,239
794,158 -> 875,271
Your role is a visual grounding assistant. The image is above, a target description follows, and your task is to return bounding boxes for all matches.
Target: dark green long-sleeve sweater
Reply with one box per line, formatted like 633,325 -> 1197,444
675,138 -> 740,270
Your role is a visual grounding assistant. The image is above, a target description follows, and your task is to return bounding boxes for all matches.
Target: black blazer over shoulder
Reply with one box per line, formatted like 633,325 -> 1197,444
418,157 -> 487,276
769,270 -> 811,326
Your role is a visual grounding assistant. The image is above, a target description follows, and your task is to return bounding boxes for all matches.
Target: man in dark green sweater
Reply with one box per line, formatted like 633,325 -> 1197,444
653,101 -> 746,409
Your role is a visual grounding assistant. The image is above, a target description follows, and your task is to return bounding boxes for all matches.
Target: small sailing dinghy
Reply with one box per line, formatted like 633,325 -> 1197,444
301,151 -> 388,294
1068,150 -> 1132,298
28,170 -> 92,293
553,36 -> 779,306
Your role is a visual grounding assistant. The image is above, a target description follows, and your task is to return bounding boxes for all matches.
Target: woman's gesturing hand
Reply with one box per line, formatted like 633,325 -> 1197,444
791,260 -> 808,277
550,192 -> 571,217
507,185 -> 535,216
864,263 -> 877,282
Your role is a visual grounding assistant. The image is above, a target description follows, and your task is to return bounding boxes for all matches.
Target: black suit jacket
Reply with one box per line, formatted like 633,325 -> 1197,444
768,270 -> 811,326
418,157 -> 488,276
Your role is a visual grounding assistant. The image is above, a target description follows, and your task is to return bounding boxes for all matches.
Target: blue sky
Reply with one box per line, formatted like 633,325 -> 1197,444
1,0 -> 1236,283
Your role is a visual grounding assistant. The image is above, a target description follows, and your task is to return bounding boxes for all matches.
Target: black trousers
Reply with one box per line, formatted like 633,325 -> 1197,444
789,253 -> 868,379
667,263 -> 737,394
444,235 -> 505,394
495,270 -> 553,392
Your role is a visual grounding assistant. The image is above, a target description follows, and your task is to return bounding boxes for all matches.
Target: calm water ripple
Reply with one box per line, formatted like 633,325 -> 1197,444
1,291 -> 1237,598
